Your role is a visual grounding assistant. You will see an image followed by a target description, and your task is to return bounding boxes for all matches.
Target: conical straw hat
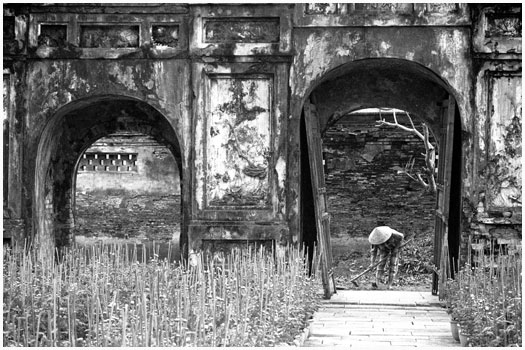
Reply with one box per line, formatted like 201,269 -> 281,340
368,226 -> 393,245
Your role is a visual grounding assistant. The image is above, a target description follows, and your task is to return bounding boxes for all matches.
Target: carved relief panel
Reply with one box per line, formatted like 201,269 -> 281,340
190,5 -> 292,56
485,71 -> 522,210
473,5 -> 522,54
28,12 -> 188,59
192,61 -> 289,226
205,75 -> 272,209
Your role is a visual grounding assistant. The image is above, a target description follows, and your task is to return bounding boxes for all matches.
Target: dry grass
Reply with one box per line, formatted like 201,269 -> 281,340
3,242 -> 321,347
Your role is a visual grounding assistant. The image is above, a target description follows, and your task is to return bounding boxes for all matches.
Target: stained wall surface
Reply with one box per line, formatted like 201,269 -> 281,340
2,4 -> 521,263
76,134 -> 180,195
74,133 -> 181,243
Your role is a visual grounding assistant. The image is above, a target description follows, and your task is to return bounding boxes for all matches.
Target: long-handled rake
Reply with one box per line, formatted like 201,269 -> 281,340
349,238 -> 414,288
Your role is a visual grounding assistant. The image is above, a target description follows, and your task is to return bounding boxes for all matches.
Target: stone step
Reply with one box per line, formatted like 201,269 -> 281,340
302,291 -> 460,348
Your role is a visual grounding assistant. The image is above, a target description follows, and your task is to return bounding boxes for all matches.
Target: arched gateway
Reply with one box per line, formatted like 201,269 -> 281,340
34,96 -> 185,251
3,4 -> 521,298
298,59 -> 463,296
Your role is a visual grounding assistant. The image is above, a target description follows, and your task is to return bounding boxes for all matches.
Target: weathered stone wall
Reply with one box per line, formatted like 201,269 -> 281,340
76,133 -> 180,195
73,133 -> 181,243
2,4 -> 521,270
323,112 -> 436,238
74,193 -> 181,243
467,5 -> 522,257
286,4 -> 474,247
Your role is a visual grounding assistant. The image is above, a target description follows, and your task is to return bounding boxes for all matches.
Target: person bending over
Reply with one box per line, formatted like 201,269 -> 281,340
369,225 -> 404,290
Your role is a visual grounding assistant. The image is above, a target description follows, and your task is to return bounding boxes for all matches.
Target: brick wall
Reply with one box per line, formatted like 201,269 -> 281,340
73,133 -> 181,243
323,111 -> 436,238
74,193 -> 181,242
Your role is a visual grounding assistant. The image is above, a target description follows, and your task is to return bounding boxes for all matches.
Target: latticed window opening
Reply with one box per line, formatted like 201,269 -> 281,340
79,152 -> 138,172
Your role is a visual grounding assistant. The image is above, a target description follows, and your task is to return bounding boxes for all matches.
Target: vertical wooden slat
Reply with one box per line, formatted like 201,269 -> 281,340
432,97 -> 456,296
443,98 -> 456,217
304,99 -> 336,299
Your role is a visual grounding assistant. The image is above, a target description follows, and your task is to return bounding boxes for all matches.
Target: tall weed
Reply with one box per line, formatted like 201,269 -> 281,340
3,243 -> 321,346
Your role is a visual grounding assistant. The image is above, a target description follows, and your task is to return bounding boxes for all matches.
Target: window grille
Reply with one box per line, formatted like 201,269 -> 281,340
78,152 -> 138,172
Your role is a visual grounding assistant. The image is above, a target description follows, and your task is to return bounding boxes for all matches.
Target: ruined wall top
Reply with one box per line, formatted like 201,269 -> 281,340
3,3 -> 521,60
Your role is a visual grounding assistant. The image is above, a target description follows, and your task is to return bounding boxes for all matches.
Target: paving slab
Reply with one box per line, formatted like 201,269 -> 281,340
302,290 -> 460,348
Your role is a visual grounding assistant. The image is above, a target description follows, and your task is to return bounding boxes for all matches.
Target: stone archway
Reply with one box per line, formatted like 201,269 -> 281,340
34,95 -> 185,252
300,58 -> 463,293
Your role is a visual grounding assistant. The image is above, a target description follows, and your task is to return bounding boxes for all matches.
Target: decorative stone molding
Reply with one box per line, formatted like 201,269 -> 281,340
151,25 -> 179,47
204,18 -> 280,44
294,3 -> 469,27
190,5 -> 292,56
472,5 -> 522,54
79,25 -> 139,48
28,12 -> 188,59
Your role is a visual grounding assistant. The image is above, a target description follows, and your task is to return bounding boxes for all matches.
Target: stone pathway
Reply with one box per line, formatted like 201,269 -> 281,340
302,290 -> 460,348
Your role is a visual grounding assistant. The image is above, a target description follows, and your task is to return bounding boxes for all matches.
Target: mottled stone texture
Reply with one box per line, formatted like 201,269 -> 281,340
74,193 -> 181,243
204,18 -> 280,43
76,134 -> 180,195
73,134 -> 181,243
323,112 -> 435,238
205,76 -> 271,208
1,4 -> 521,275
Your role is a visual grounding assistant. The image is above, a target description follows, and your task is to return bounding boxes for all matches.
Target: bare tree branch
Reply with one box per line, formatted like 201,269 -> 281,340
376,114 -> 426,143
423,125 -> 437,193
376,111 -> 437,193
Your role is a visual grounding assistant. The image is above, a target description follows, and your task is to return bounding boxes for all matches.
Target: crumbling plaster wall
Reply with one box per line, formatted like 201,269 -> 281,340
76,136 -> 180,195
74,136 -> 181,243
25,58 -> 190,248
287,4 -> 475,246
468,4 -> 522,253
187,4 -> 293,253
3,4 -> 521,259
7,4 -> 293,253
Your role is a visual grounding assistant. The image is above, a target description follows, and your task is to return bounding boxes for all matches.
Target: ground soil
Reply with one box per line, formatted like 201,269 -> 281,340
331,234 -> 434,292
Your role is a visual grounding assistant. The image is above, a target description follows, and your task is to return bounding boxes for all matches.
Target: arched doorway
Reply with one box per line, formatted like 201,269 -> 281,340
34,96 -> 185,255
322,107 -> 438,290
300,58 -> 463,295
73,131 -> 181,260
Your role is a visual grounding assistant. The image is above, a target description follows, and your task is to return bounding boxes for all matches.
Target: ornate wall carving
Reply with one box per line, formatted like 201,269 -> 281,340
204,18 -> 280,43
39,24 -> 67,47
79,25 -> 139,48
205,75 -> 272,208
485,71 -> 522,210
486,14 -> 521,38
29,13 -> 187,59
152,25 -> 179,47
472,6 -> 522,54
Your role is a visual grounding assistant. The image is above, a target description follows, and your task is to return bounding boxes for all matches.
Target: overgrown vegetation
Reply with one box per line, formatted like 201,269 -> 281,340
333,233 -> 434,290
443,242 -> 522,347
399,233 -> 434,275
3,243 -> 321,347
